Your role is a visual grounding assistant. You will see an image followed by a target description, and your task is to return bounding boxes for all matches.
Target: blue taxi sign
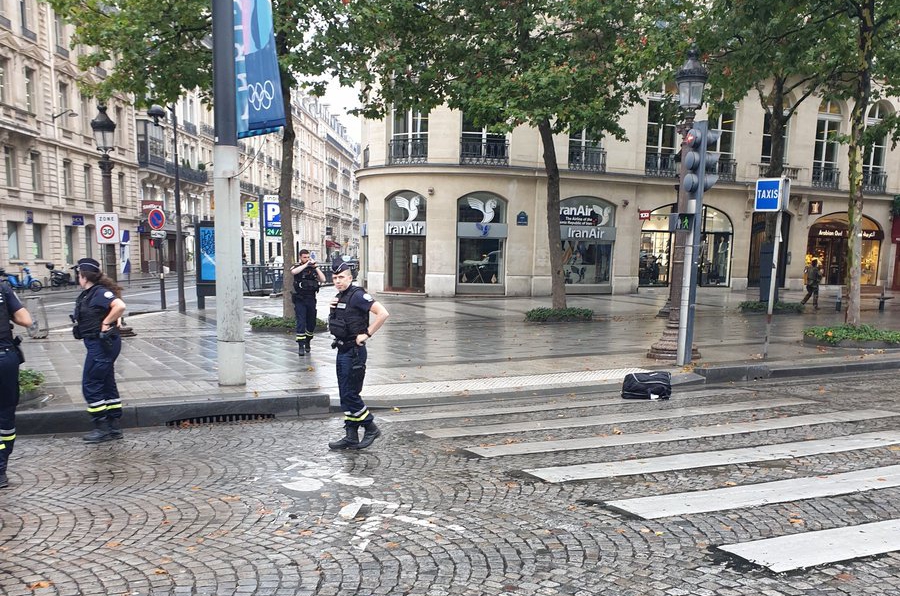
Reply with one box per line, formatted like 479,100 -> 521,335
754,177 -> 790,212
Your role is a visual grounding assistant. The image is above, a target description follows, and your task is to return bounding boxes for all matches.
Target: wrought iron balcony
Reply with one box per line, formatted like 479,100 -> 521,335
756,163 -> 801,180
388,138 -> 428,165
863,167 -> 888,194
644,152 -> 678,178
165,162 -> 208,184
812,164 -> 840,189
717,158 -> 737,182
568,146 -> 607,173
460,137 -> 509,166
200,123 -> 215,137
181,121 -> 198,136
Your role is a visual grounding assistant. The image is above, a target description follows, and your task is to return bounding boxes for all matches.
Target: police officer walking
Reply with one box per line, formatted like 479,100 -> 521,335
71,258 -> 127,443
290,249 -> 326,355
327,259 -> 389,450
0,278 -> 34,488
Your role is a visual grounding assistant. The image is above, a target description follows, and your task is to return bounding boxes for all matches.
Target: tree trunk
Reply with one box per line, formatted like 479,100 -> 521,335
537,118 -> 566,309
275,31 -> 297,319
764,78 -> 788,243
846,3 -> 875,326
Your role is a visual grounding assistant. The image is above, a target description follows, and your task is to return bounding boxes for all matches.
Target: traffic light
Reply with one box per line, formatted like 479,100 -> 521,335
681,121 -> 720,201
149,238 -> 156,248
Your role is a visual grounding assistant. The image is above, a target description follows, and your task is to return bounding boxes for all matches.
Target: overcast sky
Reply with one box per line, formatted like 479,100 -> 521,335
319,78 -> 362,142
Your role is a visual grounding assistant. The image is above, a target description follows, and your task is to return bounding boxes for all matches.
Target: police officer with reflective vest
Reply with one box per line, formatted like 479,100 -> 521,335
290,249 -> 326,355
0,279 -> 34,489
71,258 -> 127,443
327,258 -> 389,450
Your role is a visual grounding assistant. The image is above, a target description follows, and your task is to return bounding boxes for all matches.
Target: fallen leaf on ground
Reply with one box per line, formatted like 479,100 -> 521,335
27,580 -> 52,589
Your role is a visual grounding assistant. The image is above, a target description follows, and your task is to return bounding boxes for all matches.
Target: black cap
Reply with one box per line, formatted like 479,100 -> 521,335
76,258 -> 101,273
331,257 -> 351,274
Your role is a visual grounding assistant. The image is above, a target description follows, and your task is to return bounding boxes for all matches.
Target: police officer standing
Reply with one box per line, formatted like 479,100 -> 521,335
290,249 -> 326,355
72,258 -> 127,443
0,277 -> 34,488
327,259 -> 389,450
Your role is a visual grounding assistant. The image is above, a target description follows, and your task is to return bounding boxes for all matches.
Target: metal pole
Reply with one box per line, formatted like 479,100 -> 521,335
258,193 -> 265,265
213,0 -> 245,386
99,153 -> 117,281
171,106 -> 186,314
158,242 -> 167,310
763,208 -> 784,359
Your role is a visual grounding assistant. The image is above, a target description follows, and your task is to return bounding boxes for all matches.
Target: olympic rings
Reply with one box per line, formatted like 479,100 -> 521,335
248,80 -> 276,111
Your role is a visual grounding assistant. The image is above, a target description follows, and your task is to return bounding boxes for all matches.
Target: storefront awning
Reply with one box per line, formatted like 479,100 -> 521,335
325,240 -> 341,249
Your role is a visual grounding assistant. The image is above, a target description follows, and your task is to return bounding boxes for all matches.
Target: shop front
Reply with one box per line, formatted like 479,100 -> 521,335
559,196 -> 616,293
639,203 -> 734,287
807,213 -> 883,285
457,192 -> 507,294
385,191 -> 427,292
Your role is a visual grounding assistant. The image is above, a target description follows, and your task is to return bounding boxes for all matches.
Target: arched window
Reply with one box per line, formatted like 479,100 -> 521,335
457,192 -> 507,289
812,100 -> 841,188
863,102 -> 891,193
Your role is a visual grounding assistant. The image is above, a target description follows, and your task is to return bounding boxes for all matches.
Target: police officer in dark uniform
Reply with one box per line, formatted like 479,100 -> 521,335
0,277 -> 34,488
327,259 -> 389,450
72,258 -> 127,443
290,249 -> 326,355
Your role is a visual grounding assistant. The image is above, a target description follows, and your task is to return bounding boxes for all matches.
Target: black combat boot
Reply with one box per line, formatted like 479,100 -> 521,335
328,426 -> 359,450
83,418 -> 114,443
0,472 -> 8,489
108,417 -> 124,440
297,338 -> 305,356
354,423 -> 382,450
304,337 -> 312,353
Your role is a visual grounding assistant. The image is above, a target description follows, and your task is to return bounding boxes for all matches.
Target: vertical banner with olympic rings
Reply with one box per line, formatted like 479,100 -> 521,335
234,0 -> 286,139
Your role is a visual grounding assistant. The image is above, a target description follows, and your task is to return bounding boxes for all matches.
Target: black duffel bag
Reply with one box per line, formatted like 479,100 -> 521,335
621,371 -> 672,400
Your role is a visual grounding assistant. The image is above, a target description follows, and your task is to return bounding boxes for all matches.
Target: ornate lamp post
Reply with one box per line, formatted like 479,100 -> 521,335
148,104 -> 186,314
648,46 -> 707,360
90,105 -> 118,281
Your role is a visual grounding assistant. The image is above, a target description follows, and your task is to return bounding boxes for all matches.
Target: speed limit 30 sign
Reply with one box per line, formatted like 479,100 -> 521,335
95,212 -> 120,245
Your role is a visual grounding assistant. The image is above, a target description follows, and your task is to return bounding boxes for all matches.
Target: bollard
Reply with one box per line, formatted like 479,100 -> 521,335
24,297 -> 49,339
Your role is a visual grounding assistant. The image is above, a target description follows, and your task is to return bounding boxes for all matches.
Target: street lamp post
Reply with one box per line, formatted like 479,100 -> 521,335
648,46 -> 708,361
148,104 -> 186,314
90,105 -> 118,281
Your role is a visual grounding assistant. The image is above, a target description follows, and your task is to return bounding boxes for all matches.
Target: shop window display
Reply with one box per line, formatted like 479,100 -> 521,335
806,213 -> 882,286
457,193 -> 507,286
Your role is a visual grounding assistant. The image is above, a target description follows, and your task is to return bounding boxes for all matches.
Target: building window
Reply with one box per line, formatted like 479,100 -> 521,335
863,102 -> 889,193
813,99 -> 841,188
57,81 -> 69,111
457,192 -> 507,287
62,159 -> 73,197
0,57 -> 7,103
30,151 -> 41,191
118,171 -> 125,205
81,94 -> 92,133
19,0 -> 27,29
64,225 -> 75,264
83,164 -> 92,198
711,111 -> 737,181
389,108 -> 428,164
115,105 -> 124,147
85,226 -> 93,258
460,114 -> 508,165
7,220 -> 20,260
3,145 -> 16,186
24,67 -> 35,112
761,111 -> 791,164
645,97 -> 677,177
32,222 -> 44,259
568,129 -> 606,172
54,13 -> 66,49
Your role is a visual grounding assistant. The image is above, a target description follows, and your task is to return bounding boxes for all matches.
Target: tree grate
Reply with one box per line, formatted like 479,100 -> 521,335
167,413 -> 275,427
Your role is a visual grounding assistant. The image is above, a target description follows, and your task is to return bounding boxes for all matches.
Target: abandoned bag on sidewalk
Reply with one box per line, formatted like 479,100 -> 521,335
621,371 -> 672,400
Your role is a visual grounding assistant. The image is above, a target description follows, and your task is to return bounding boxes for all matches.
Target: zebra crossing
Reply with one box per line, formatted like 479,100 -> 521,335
386,388 -> 900,573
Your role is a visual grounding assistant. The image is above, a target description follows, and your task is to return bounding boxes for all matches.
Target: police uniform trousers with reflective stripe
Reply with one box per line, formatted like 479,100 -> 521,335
335,344 -> 373,429
82,335 -> 123,420
293,293 -> 317,343
0,349 -> 20,475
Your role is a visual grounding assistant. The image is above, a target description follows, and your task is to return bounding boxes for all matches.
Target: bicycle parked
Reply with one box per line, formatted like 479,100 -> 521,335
0,266 -> 43,292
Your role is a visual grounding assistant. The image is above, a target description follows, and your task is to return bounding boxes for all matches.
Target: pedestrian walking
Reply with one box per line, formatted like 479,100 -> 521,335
327,258 -> 389,450
290,249 -> 326,355
71,258 -> 127,443
0,279 -> 34,488
801,258 -> 823,310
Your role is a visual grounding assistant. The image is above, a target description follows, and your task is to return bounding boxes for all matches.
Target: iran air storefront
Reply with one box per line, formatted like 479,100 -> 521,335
559,196 -> 616,293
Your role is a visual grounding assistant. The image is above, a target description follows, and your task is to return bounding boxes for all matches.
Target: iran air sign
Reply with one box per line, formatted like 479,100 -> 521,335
754,177 -> 791,212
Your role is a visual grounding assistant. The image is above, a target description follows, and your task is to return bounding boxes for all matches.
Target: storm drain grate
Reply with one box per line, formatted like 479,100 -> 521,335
167,413 -> 276,427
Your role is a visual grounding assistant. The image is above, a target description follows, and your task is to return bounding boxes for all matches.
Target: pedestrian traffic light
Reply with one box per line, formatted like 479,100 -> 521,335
149,239 -> 156,248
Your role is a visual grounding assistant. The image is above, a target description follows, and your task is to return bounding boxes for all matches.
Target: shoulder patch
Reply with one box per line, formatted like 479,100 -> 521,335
362,293 -> 374,302
104,291 -> 114,299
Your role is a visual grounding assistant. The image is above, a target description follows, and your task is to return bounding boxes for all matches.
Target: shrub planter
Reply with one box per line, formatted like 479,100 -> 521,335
739,301 -> 805,314
803,324 -> 900,349
802,336 -> 900,349
248,315 -> 328,334
525,307 -> 594,323
19,369 -> 46,404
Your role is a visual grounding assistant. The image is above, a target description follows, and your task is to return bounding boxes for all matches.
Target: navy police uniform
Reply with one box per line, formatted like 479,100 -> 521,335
72,262 -> 123,429
292,264 -> 320,353
0,282 -> 24,485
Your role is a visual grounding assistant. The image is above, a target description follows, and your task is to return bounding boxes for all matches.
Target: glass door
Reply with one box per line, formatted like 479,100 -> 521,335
387,236 -> 425,292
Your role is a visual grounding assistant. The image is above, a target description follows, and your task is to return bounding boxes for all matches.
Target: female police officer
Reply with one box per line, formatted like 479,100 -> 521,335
0,278 -> 34,488
72,258 -> 127,443
327,258 -> 389,450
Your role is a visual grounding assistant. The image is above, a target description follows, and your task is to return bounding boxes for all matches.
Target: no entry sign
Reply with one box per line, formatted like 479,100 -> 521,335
94,212 -> 120,245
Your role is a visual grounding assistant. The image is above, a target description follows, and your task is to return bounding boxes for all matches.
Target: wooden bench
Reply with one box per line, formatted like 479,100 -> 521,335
833,286 -> 893,312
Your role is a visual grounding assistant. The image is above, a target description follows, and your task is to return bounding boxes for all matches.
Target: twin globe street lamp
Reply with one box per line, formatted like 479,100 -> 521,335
90,105 -> 118,281
647,46 -> 708,361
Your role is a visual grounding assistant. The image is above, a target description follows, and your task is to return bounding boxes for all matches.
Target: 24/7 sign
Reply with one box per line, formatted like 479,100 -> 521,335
263,199 -> 282,237
94,212 -> 120,245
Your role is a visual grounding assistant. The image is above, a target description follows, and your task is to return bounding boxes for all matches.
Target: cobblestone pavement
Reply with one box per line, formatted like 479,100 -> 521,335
3,372 -> 900,595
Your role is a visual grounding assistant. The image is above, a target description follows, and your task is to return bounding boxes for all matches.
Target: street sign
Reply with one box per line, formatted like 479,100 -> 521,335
754,177 -> 790,212
94,212 -> 119,245
147,208 -> 166,230
150,230 -> 167,239
245,201 -> 259,219
72,215 -> 84,226
638,210 -> 651,220
263,201 -> 282,236
669,213 -> 694,232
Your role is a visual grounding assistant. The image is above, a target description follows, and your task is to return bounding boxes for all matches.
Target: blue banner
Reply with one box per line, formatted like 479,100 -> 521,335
234,0 -> 285,139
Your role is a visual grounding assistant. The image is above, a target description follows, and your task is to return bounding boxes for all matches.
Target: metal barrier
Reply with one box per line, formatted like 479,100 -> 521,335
242,265 -> 283,295
25,297 -> 49,339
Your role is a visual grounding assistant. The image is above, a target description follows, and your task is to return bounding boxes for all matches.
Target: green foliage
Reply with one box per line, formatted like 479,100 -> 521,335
738,301 -> 805,314
19,369 -> 45,393
804,324 -> 900,345
525,308 -> 593,323
248,315 -> 327,333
